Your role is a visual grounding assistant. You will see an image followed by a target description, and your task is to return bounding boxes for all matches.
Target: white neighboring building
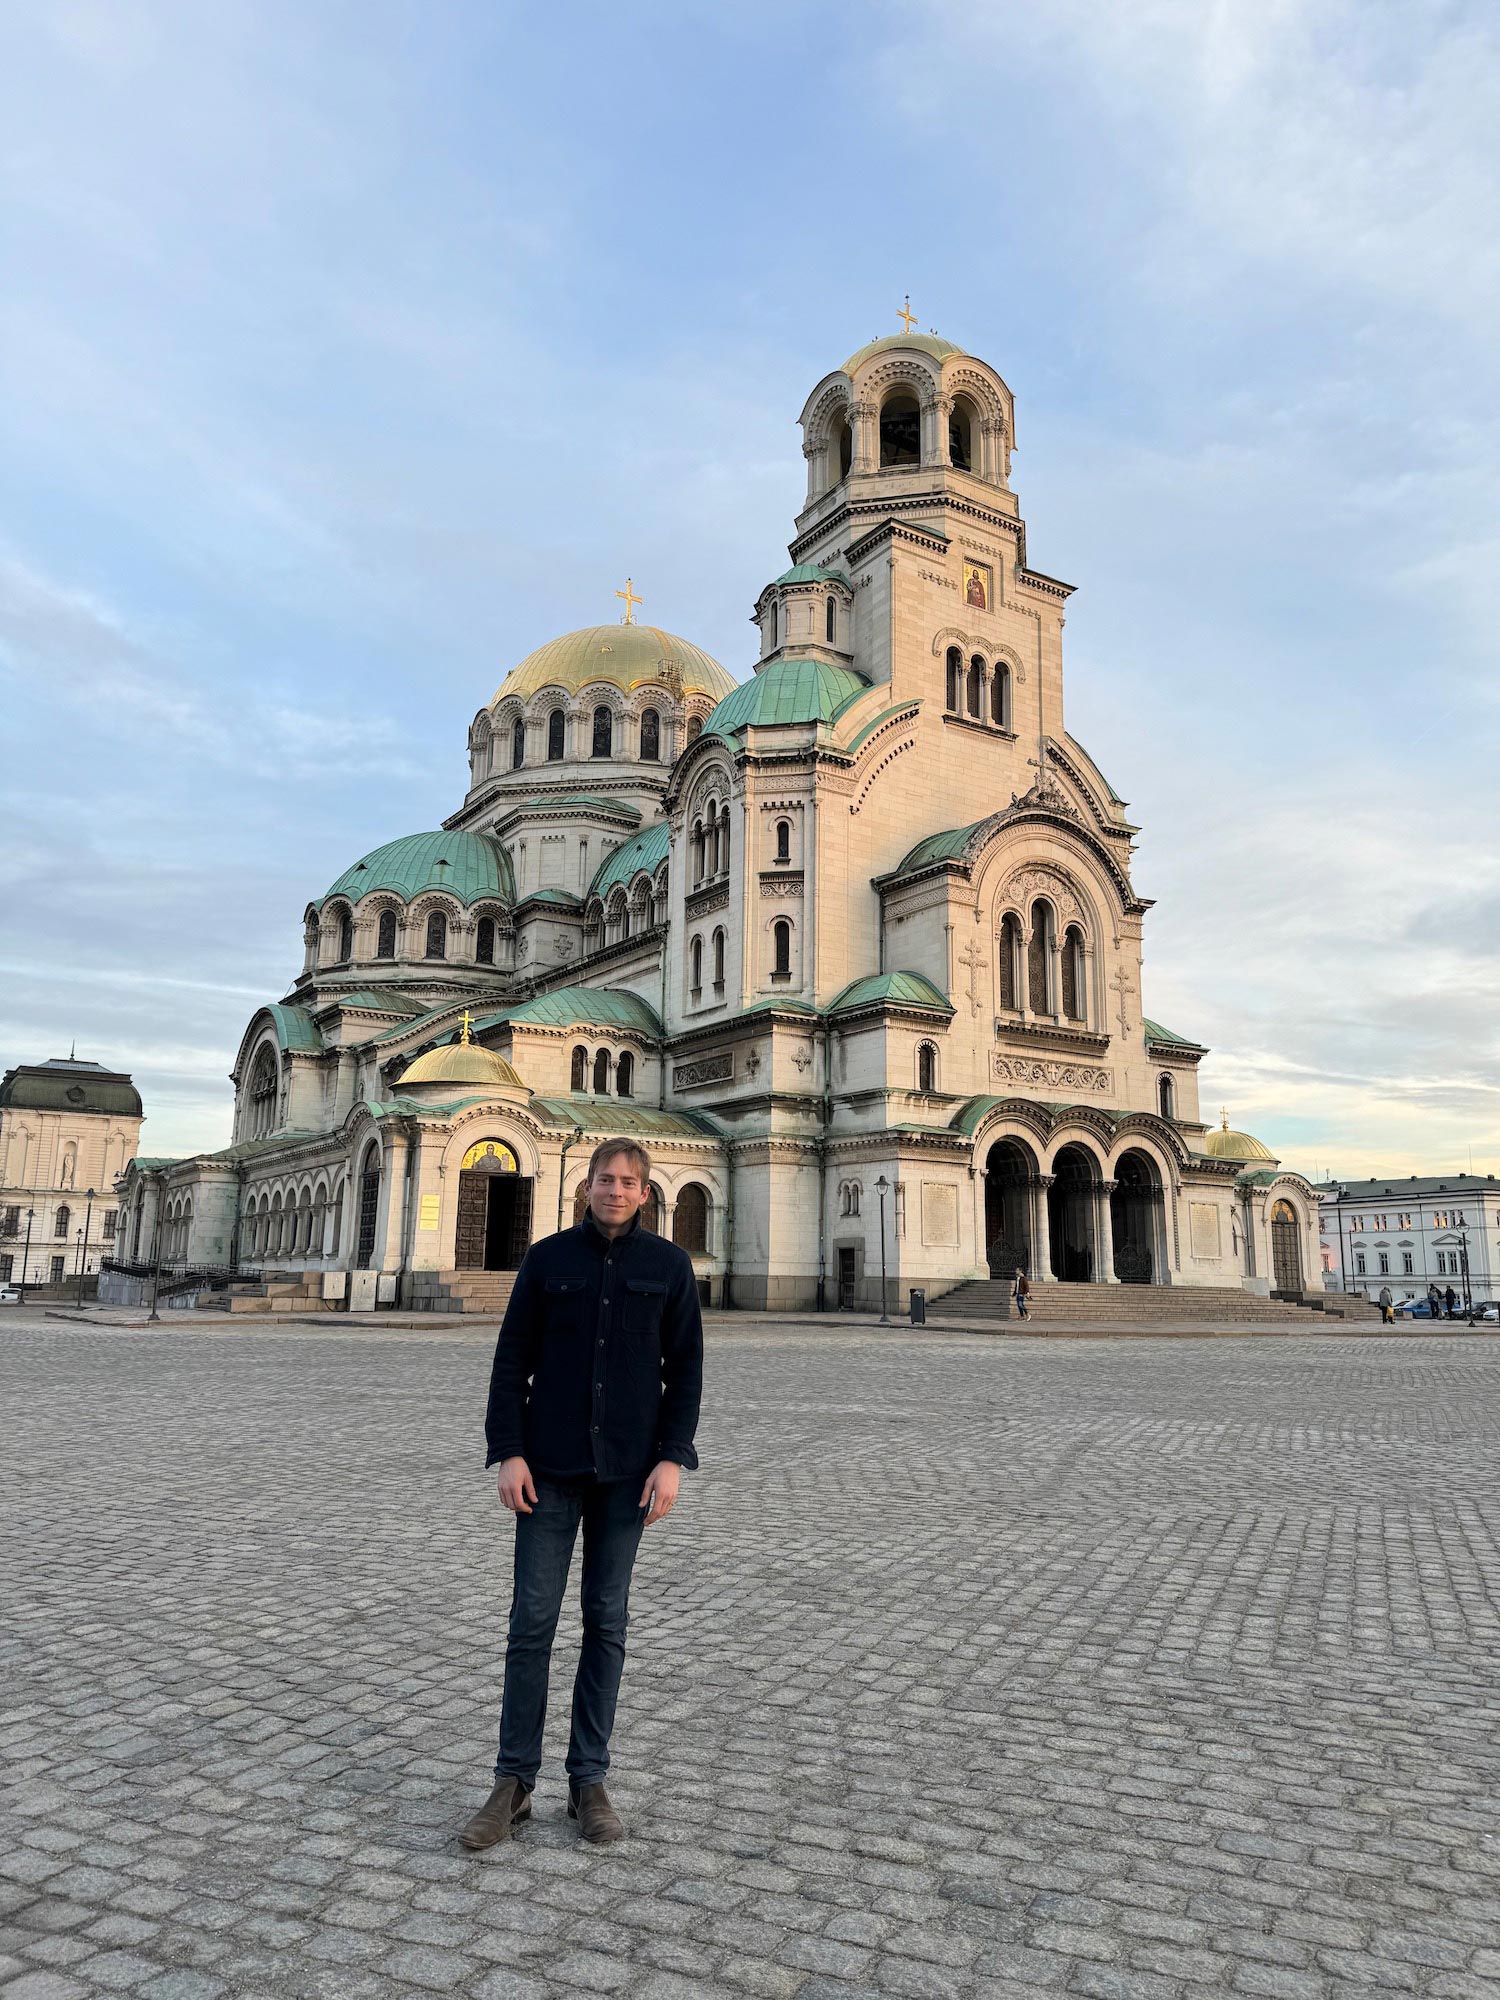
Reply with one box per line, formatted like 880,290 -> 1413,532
0,1055 -> 142,1288
110,319 -> 1324,1312
1318,1175 -> 1500,1303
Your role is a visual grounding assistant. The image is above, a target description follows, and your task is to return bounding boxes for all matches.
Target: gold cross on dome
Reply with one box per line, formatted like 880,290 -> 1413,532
615,577 -> 643,625
458,1009 -> 474,1045
897,295 -> 917,334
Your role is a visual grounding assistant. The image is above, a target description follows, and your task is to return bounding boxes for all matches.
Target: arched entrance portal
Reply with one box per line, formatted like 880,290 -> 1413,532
1111,1149 -> 1165,1285
1270,1199 -> 1303,1295
1048,1145 -> 1098,1282
984,1138 -> 1035,1276
456,1140 -> 533,1271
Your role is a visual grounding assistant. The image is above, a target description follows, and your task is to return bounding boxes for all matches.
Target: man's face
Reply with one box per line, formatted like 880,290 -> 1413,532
587,1155 -> 650,1231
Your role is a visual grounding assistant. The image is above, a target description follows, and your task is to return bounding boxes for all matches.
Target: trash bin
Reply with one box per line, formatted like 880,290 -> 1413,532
909,1287 -> 926,1326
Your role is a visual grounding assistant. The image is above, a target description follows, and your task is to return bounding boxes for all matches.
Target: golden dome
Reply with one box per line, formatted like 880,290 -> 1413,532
400,1032 -> 522,1092
492,623 -> 737,707
1203,1109 -> 1275,1163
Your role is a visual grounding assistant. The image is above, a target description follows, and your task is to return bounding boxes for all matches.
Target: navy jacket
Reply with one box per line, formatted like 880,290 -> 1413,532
484,1213 -> 703,1481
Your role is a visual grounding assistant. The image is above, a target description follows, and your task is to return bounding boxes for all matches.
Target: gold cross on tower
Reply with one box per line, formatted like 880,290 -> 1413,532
897,295 -> 917,334
615,577 -> 643,625
458,1009 -> 474,1045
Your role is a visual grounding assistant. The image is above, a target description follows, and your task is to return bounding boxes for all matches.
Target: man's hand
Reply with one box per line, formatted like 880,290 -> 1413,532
639,1460 -> 680,1528
497,1456 -> 538,1514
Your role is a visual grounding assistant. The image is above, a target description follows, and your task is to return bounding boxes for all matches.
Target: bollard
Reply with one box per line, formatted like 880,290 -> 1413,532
909,1287 -> 926,1326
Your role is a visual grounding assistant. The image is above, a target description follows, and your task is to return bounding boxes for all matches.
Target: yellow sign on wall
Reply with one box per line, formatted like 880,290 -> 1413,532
461,1140 -> 519,1174
418,1193 -> 441,1232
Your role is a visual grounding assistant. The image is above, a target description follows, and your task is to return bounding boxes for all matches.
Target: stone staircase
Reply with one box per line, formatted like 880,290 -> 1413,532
406,1270 -> 519,1316
925,1279 -> 1375,1327
202,1273 -> 334,1314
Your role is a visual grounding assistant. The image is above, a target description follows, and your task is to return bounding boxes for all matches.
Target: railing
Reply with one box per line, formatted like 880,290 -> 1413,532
101,1258 -> 264,1298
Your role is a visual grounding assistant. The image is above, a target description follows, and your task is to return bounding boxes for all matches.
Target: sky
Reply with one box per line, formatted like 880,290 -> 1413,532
2,0 -> 1497,1179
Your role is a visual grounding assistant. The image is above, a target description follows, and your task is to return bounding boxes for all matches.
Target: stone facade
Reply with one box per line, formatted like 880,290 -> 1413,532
0,1056 -> 142,1288
114,326 -> 1320,1310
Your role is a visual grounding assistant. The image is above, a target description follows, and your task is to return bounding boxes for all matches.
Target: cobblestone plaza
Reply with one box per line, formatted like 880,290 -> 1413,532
3,1315 -> 1499,2000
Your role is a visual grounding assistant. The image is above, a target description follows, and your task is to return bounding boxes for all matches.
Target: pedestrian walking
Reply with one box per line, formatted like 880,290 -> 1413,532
1013,1267 -> 1031,1321
1378,1283 -> 1394,1325
1427,1284 -> 1442,1319
1445,1284 -> 1457,1319
460,1137 -> 703,1852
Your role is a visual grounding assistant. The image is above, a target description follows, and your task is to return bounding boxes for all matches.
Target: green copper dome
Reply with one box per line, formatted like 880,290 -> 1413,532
701,659 -> 870,739
843,332 -> 965,372
319,830 -> 515,908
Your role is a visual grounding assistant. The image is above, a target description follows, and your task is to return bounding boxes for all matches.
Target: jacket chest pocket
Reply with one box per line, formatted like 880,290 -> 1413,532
623,1277 -> 667,1337
543,1276 -> 588,1333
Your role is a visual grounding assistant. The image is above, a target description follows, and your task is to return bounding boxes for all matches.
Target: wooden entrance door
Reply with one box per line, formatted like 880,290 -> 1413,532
1271,1200 -> 1303,1294
455,1171 -> 489,1270
838,1247 -> 857,1309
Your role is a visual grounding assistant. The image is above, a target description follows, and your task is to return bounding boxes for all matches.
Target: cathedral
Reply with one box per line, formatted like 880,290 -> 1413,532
114,320 -> 1321,1313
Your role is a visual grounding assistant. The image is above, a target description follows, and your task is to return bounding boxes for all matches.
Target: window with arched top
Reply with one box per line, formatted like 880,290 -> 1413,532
831,413 -> 852,485
691,819 -> 705,886
686,715 -> 703,742
775,818 -> 791,862
998,912 -> 1021,1011
640,708 -> 660,761
249,1044 -> 278,1139
768,599 -> 778,649
476,916 -> 496,965
712,926 -> 726,987
591,705 -> 613,759
1061,925 -> 1085,1022
511,718 -> 525,768
946,646 -> 963,712
949,399 -> 973,471
1027,901 -> 1052,1014
1158,1074 -> 1175,1119
689,935 -> 703,994
991,661 -> 1010,729
918,1042 -> 937,1092
593,1049 -> 612,1095
337,911 -> 353,962
825,595 -> 836,643
879,390 -> 920,467
547,708 -> 565,760
570,1045 -> 588,1092
772,918 -> 792,978
967,655 -> 984,717
674,1182 -> 710,1255
376,909 -> 397,958
56,1204 -> 70,1239
425,910 -> 447,959
719,811 -> 730,876
616,1051 -> 634,1098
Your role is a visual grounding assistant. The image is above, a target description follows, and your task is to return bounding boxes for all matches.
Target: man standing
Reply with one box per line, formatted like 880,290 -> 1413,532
1378,1283 -> 1393,1325
460,1138 -> 702,1850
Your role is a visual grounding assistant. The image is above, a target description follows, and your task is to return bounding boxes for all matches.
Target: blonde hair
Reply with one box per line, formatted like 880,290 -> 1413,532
585,1137 -> 653,1188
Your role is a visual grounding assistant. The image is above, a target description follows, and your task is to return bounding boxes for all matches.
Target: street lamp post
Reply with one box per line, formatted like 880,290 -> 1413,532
876,1174 -> 890,1324
77,1188 -> 96,1308
1460,1229 -> 1472,1316
20,1207 -> 34,1304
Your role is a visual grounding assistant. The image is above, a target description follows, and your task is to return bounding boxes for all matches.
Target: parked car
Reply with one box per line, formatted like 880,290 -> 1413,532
1394,1297 -> 1436,1318
1465,1300 -> 1500,1323
0,1285 -> 22,1305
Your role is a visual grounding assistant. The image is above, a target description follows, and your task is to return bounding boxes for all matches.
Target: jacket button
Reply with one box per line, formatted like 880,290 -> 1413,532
592,1424 -> 600,1432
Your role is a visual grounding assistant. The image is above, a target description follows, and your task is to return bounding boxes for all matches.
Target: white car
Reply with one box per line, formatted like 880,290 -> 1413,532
0,1285 -> 22,1305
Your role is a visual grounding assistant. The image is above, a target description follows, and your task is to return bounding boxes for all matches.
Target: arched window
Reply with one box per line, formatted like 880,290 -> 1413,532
511,718 -> 525,768
1158,1074 -> 1176,1120
616,1051 -> 634,1098
249,1044 -> 278,1138
593,1049 -> 612,1095
591,705 -> 613,758
705,805 -> 720,877
691,819 -> 705,886
991,662 -> 1010,729
570,1046 -> 588,1092
1061,925 -> 1086,1022
337,911 -> 353,962
686,715 -> 703,743
967,655 -> 984,717
775,818 -> 791,862
689,935 -> 703,993
768,600 -> 778,649
640,708 -> 660,761
56,1204 -> 70,1239
772,919 -> 792,978
547,708 -> 565,760
946,646 -> 962,712
425,910 -> 447,959
719,812 -> 730,876
476,916 -> 496,965
712,927 -> 726,987
998,912 -> 1021,1011
879,391 -> 920,468
377,909 -> 398,959
918,1042 -> 937,1092
825,595 -> 836,643
1027,901 -> 1052,1014
673,1183 -> 709,1255
949,399 -> 973,471
832,413 -> 852,483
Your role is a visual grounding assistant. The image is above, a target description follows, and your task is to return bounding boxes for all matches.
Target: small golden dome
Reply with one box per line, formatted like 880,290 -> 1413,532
1203,1107 -> 1275,1163
400,1019 -> 522,1093
492,623 -> 736,707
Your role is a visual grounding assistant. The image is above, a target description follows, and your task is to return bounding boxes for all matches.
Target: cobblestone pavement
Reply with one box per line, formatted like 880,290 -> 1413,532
3,1313 -> 1500,2000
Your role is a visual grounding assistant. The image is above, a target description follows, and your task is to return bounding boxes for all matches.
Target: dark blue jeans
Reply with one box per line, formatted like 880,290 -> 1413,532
495,1475 -> 647,1790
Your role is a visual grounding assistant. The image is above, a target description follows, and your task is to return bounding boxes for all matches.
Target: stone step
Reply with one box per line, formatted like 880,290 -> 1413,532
928,1279 -> 1329,1323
